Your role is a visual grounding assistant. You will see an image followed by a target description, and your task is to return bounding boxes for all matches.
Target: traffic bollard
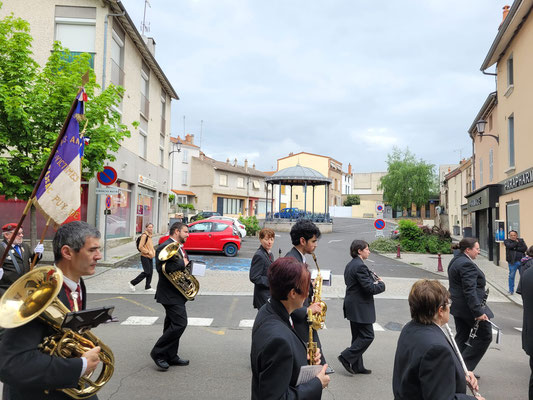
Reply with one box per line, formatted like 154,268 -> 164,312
396,244 -> 401,259
437,253 -> 443,272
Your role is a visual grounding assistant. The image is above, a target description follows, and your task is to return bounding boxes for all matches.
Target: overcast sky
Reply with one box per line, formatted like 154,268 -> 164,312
122,0 -> 509,173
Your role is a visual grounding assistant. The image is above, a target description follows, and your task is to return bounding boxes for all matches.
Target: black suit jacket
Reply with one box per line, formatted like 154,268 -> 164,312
0,281 -> 96,400
343,257 -> 385,324
155,238 -> 187,305
285,247 -> 313,334
448,253 -> 494,320
251,299 -> 323,400
249,246 -> 273,309
0,241 -> 41,296
504,238 -> 527,263
392,321 -> 475,400
521,267 -> 533,356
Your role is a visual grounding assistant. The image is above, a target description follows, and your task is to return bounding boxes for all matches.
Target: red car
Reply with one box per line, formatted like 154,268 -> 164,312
158,219 -> 241,257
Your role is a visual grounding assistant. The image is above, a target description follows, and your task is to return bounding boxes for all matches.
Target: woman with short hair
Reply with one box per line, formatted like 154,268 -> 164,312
249,228 -> 275,309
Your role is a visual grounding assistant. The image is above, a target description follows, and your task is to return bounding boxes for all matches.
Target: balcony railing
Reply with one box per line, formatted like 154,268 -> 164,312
110,59 -> 125,87
140,94 -> 150,118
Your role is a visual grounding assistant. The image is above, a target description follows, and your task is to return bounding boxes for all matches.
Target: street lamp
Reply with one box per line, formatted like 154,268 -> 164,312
475,119 -> 499,143
169,139 -> 182,201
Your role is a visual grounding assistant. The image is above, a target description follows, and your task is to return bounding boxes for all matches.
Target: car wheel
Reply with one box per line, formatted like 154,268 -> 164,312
223,243 -> 238,257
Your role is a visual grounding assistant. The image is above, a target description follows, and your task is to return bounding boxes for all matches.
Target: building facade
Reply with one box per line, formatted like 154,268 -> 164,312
442,158 -> 473,236
169,134 -> 201,206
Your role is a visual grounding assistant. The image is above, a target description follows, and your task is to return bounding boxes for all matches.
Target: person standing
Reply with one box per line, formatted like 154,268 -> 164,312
129,223 -> 156,292
249,228 -> 275,309
338,240 -> 385,375
251,257 -> 330,399
0,221 -> 103,400
521,265 -> 533,399
0,222 -> 44,296
448,237 -> 494,374
150,222 -> 191,371
392,279 -> 483,400
504,230 -> 527,295
516,246 -> 533,296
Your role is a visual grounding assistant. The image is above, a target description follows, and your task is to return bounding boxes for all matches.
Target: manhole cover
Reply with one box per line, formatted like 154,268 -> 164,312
384,322 -> 404,331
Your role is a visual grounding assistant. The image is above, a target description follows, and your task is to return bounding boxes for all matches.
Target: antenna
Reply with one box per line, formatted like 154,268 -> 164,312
200,120 -> 203,148
453,148 -> 463,162
141,0 -> 151,35
183,116 -> 186,136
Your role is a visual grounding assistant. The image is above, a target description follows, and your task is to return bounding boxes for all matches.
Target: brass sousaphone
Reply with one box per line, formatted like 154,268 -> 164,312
0,266 -> 114,399
158,242 -> 200,300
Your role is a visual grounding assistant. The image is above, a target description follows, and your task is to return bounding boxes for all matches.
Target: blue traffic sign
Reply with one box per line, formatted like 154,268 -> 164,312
374,219 -> 386,230
377,205 -> 384,212
97,166 -> 118,186
105,195 -> 112,209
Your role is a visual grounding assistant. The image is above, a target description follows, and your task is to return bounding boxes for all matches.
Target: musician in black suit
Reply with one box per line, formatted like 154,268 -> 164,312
150,222 -> 191,371
338,240 -> 385,375
249,228 -> 275,309
448,237 -> 494,373
521,266 -> 533,399
393,279 -> 483,400
251,257 -> 330,399
0,221 -> 103,400
0,222 -> 44,296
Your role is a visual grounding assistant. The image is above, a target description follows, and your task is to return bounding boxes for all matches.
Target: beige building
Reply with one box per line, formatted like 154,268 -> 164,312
190,156 -> 270,218
442,158 -> 473,235
169,134 -> 201,206
352,172 -> 386,201
0,0 -> 179,237
466,1 -> 533,263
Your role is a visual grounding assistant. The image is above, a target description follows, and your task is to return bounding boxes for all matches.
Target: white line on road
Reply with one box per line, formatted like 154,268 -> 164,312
366,259 -> 375,263
515,327 -> 523,332
121,316 -> 159,326
239,319 -> 255,328
328,239 -> 343,244
188,317 -> 214,326
373,323 -> 385,332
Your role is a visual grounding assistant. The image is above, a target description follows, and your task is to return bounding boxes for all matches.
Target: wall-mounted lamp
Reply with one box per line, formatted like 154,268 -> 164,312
169,139 -> 182,155
476,120 -> 499,144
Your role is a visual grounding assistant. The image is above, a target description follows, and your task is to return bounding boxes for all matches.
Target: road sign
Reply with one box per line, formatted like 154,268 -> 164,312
376,202 -> 384,213
97,166 -> 118,186
105,195 -> 112,209
95,187 -> 119,196
374,219 -> 386,230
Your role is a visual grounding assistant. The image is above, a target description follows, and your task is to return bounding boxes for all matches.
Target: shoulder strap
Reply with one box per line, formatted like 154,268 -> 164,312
0,242 -> 21,275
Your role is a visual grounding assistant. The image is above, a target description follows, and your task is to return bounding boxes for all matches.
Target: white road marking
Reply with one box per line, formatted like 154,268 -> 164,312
366,259 -> 375,263
373,323 -> 385,332
328,239 -> 343,244
188,317 -> 214,326
239,319 -> 255,328
515,327 -> 523,332
121,316 -> 159,326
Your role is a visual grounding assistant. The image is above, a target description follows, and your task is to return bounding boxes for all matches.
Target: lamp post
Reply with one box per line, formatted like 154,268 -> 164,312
476,119 -> 499,143
169,139 -> 182,203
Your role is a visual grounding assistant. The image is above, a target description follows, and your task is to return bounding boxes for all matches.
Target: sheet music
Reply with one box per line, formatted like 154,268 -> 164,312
296,365 -> 322,386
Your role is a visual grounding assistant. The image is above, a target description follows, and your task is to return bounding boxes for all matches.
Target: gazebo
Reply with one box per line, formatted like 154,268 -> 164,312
264,165 -> 332,231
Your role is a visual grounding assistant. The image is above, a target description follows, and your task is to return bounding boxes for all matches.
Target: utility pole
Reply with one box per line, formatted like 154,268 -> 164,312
141,0 -> 151,36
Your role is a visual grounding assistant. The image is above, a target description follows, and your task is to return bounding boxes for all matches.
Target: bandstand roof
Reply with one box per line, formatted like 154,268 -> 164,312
265,165 -> 332,185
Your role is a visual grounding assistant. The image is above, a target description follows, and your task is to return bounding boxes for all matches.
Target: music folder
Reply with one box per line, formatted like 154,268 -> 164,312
62,306 -> 115,332
310,269 -> 332,286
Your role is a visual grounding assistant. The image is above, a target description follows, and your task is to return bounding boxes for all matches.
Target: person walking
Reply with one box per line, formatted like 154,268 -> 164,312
249,228 -> 275,309
130,223 -> 156,292
504,230 -> 527,295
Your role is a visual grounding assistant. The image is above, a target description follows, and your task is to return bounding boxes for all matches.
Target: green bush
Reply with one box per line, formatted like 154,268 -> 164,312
344,195 -> 361,206
178,203 -> 195,210
238,215 -> 260,236
370,237 -> 399,253
397,219 -> 452,254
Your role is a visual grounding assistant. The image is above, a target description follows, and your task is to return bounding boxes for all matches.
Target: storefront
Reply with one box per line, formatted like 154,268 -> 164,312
465,184 -> 501,262
136,186 -> 155,234
105,180 -> 132,239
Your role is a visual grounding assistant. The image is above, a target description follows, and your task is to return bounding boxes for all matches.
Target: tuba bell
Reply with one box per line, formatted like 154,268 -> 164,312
158,242 -> 200,300
0,266 -> 114,399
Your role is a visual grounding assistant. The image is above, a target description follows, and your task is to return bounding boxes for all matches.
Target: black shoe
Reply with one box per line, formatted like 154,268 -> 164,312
325,366 -> 335,374
356,368 -> 372,374
337,355 -> 355,374
169,357 -> 189,366
152,357 -> 169,370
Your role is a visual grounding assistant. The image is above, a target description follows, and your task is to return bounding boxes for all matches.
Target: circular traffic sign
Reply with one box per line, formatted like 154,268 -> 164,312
374,219 -> 386,230
376,204 -> 384,212
97,166 -> 118,186
105,195 -> 112,209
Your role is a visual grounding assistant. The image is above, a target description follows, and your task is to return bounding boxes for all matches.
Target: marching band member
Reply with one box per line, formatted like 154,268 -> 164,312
249,228 -> 275,309
150,222 -> 191,370
251,257 -> 330,399
0,221 -> 102,400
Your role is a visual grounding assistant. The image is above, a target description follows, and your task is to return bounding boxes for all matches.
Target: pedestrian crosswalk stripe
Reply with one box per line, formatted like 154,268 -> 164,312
121,316 -> 159,326
239,319 -> 255,328
188,317 -> 213,326
515,327 -> 523,332
373,323 -> 385,332
492,328 -> 498,335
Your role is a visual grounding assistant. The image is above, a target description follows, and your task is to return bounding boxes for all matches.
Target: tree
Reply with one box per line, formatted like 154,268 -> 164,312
378,147 -> 436,210
0,10 -> 134,200
343,194 -> 360,206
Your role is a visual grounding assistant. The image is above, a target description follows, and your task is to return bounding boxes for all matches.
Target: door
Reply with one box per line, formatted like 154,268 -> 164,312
186,221 -> 213,250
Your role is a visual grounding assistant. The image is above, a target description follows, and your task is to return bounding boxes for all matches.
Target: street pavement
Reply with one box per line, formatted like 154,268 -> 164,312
2,218 -> 530,399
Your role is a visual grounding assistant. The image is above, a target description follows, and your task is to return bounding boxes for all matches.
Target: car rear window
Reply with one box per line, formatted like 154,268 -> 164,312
212,223 -> 229,232
190,222 -> 212,232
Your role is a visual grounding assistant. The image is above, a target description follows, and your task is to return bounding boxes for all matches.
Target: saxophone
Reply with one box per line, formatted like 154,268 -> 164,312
158,242 -> 200,300
309,253 -> 327,330
307,309 -> 318,365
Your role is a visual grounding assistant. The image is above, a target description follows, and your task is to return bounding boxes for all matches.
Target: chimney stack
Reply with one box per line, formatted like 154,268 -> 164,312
233,158 -> 238,167
146,37 -> 156,56
244,159 -> 248,171
226,158 -> 230,164
502,5 -> 510,23
253,163 -> 256,169
348,163 -> 352,175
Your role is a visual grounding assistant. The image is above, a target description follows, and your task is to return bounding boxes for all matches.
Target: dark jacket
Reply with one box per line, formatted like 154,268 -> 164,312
521,267 -> 533,356
249,246 -> 273,309
251,299 -> 323,400
343,256 -> 385,324
155,238 -> 187,305
504,238 -> 527,264
517,256 -> 533,295
0,281 -> 97,400
0,240 -> 41,296
448,253 -> 493,320
392,321 -> 475,400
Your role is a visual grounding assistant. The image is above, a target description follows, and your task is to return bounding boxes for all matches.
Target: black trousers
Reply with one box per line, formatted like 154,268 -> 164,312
151,303 -> 187,361
340,322 -> 374,372
454,315 -> 492,371
131,256 -> 153,289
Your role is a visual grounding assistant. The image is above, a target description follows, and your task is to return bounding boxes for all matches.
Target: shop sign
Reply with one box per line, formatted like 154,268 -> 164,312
138,174 -> 157,188
465,185 -> 499,213
501,167 -> 533,194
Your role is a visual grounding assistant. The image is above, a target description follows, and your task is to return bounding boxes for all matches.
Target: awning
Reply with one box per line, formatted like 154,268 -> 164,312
171,189 -> 196,196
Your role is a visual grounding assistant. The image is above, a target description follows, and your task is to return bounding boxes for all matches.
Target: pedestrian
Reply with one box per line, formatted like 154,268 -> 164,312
392,279 -> 483,400
504,230 -> 527,295
517,246 -> 533,296
249,228 -> 275,309
129,223 -> 156,292
521,265 -> 533,400
338,239 -> 385,375
448,237 -> 494,375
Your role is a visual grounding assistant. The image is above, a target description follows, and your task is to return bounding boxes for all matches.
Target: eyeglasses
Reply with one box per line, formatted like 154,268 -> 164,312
441,299 -> 452,308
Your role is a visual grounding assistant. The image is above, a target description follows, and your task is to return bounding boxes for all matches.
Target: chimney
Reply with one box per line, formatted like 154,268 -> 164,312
185,134 -> 191,144
226,158 -> 230,164
289,152 -> 293,156
146,37 -> 156,56
190,134 -> 195,144
233,158 -> 238,167
244,159 -> 248,171
348,163 -> 352,174
502,5 -> 511,24
253,163 -> 256,169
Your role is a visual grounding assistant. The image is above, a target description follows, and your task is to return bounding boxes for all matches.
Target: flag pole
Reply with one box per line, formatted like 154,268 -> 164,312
0,87 -> 83,269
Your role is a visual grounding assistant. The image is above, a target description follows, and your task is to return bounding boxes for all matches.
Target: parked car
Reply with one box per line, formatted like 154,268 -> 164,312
190,211 -> 221,222
158,219 -> 241,257
206,216 -> 246,238
273,207 -> 301,219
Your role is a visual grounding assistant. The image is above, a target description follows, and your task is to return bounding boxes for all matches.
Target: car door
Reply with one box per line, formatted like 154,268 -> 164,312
210,222 -> 231,251
186,221 -> 213,251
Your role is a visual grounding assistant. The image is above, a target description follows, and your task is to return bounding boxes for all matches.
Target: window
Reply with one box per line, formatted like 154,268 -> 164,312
140,61 -> 150,118
281,185 -> 286,195
222,198 -> 243,214
110,21 -> 125,87
489,149 -> 493,182
160,89 -> 166,134
506,201 -> 520,235
182,149 -> 189,164
159,135 -> 165,166
479,158 -> 483,187
139,117 -> 148,158
55,6 -> 96,68
507,55 -> 514,87
182,171 -> 187,186
508,114 -> 515,168
237,177 -> 244,188
212,223 -> 229,232
219,174 -> 228,186
189,222 -> 212,233
252,180 -> 260,190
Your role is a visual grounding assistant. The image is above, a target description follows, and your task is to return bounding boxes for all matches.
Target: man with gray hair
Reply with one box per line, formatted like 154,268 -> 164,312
0,221 -> 103,400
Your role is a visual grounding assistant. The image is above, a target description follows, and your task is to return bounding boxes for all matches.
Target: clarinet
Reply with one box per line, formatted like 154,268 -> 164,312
465,289 -> 489,348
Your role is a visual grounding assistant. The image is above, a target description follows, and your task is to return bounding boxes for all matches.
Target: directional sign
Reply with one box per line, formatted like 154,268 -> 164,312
95,187 -> 119,196
374,219 -> 386,230
97,166 -> 118,186
105,195 -> 112,209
